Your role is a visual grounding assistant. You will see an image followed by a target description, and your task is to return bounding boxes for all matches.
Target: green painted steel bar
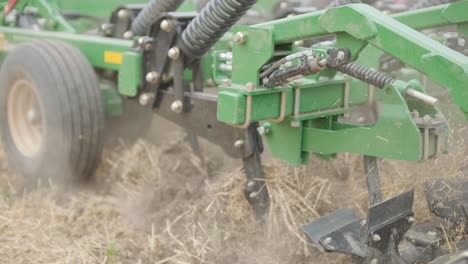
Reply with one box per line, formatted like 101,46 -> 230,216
392,2 -> 468,30
252,4 -> 468,115
0,27 -> 133,70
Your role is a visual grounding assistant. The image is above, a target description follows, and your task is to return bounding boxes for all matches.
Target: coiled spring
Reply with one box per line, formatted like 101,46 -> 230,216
180,0 -> 257,58
337,63 -> 395,88
131,0 -> 184,36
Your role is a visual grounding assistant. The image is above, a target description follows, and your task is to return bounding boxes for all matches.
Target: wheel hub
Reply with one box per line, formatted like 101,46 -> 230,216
7,80 -> 44,157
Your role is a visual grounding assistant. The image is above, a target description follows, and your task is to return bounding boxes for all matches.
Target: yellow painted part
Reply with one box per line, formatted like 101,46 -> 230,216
104,51 -> 123,65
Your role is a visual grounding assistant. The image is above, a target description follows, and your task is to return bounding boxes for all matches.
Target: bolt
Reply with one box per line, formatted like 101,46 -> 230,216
139,93 -> 155,106
245,82 -> 256,91
144,42 -> 153,51
117,9 -> 129,19
170,100 -> 183,113
168,47 -> 180,60
411,110 -> 420,119
294,40 -> 304,47
423,114 -> 432,125
291,121 -> 300,128
123,31 -> 134,40
408,216 -> 416,224
257,126 -> 266,135
234,140 -> 244,148
145,71 -> 160,84
101,24 -> 113,36
373,234 -> 381,242
370,259 -> 379,264
221,79 -> 232,87
280,2 -> 288,9
206,79 -> 215,87
360,220 -> 367,227
160,19 -> 174,32
249,192 -> 257,199
138,37 -> 145,45
233,32 -> 247,44
337,50 -> 346,60
247,181 -> 255,189
323,237 -> 332,245
459,38 -> 466,47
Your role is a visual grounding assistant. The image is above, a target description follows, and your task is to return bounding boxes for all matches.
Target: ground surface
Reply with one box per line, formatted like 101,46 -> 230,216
0,89 -> 467,264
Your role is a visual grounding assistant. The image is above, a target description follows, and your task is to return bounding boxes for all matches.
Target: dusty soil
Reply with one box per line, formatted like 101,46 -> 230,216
0,87 -> 467,264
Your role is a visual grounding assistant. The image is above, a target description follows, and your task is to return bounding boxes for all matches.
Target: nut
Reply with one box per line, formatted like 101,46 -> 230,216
373,234 -> 381,242
233,32 -> 247,44
123,31 -> 134,40
160,19 -> 174,32
139,93 -> 155,106
221,79 -> 232,87
145,71 -> 160,84
170,100 -> 183,113
370,259 -> 379,264
234,140 -> 244,148
337,50 -> 346,60
245,82 -> 256,91
168,47 -> 180,60
117,9 -> 129,19
144,42 -> 153,51
408,216 -> 416,224
294,40 -> 304,47
290,121 -> 300,128
323,237 -> 332,245
423,114 -> 432,125
247,181 -> 255,188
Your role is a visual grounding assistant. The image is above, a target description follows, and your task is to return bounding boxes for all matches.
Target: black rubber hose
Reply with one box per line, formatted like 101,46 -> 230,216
131,0 -> 184,36
180,0 -> 257,58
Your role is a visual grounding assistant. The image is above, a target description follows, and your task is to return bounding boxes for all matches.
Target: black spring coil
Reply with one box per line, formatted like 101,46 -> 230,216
131,0 -> 184,36
337,63 -> 395,88
410,0 -> 457,10
180,0 -> 257,58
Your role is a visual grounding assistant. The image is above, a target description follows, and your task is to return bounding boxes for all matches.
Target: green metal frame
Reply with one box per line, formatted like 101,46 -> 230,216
0,1 -> 467,166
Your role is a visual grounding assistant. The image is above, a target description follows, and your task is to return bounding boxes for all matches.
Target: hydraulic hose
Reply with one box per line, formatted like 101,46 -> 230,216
180,0 -> 257,58
131,0 -> 184,36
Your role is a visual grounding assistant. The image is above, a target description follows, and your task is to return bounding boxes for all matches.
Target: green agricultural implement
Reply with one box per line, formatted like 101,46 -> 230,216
0,0 -> 467,263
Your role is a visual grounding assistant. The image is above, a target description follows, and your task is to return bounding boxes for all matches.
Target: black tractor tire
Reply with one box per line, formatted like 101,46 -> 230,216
0,40 -> 104,181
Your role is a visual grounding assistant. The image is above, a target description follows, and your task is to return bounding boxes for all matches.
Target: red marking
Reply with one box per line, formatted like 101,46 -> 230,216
3,0 -> 18,16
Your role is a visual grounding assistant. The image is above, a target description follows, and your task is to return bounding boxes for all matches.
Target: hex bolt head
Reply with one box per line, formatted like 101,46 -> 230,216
138,37 -> 145,45
123,31 -> 134,40
245,82 -> 256,91
257,126 -> 266,135
423,115 -> 432,125
160,19 -> 174,32
459,38 -> 466,47
249,192 -> 257,199
323,237 -> 333,245
168,47 -> 180,60
370,259 -> 379,264
294,40 -> 304,47
170,100 -> 183,114
291,121 -> 300,128
233,32 -> 247,44
337,50 -> 346,60
234,139 -> 244,148
373,234 -> 381,242
139,93 -> 155,106
117,9 -> 129,19
247,181 -> 255,188
144,42 -> 153,51
408,216 -> 416,224
221,79 -> 232,87
145,71 -> 160,84
411,109 -> 420,119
